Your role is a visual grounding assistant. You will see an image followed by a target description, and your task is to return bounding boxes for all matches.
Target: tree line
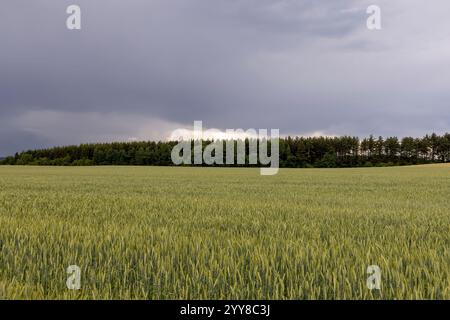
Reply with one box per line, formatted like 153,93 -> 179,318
1,133 -> 449,168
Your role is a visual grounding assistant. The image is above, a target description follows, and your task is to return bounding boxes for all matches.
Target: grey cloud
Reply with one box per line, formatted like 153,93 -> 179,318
1,0 -> 450,155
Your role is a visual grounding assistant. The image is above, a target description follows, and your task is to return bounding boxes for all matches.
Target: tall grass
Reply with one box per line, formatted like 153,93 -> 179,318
0,165 -> 449,299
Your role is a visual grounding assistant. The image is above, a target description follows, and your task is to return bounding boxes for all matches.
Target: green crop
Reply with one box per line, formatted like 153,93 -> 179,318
0,165 -> 449,299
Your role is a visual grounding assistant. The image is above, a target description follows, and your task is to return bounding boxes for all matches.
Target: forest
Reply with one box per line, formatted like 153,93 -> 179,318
1,133 -> 449,168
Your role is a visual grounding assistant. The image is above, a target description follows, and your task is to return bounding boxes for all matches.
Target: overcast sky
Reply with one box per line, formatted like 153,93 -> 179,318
1,0 -> 450,156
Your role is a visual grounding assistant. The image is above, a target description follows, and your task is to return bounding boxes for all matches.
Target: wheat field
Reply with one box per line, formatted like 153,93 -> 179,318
0,164 -> 449,299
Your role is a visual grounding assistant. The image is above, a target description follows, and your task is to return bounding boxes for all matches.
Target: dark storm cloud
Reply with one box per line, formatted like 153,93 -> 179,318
1,0 -> 450,155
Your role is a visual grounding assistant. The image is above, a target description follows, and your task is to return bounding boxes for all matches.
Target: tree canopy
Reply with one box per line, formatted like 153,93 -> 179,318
1,133 -> 449,168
